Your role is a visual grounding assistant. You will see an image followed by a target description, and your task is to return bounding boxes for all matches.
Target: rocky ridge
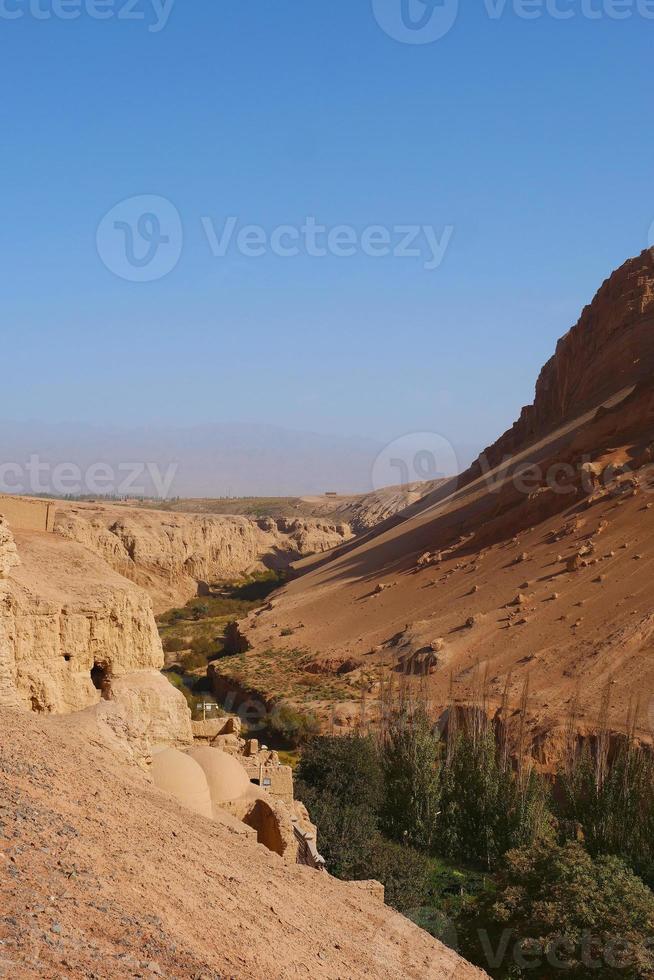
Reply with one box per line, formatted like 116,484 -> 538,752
471,248 -> 654,474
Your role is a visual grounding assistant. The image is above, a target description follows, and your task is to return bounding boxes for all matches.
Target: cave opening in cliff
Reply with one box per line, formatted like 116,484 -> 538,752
91,662 -> 112,700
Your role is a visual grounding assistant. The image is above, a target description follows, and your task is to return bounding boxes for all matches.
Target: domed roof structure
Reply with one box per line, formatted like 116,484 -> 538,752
186,745 -> 251,809
151,747 -> 213,819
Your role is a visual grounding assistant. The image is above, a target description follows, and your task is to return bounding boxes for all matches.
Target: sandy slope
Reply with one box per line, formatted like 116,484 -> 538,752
236,401 -> 654,750
0,709 -> 485,979
234,251 -> 654,751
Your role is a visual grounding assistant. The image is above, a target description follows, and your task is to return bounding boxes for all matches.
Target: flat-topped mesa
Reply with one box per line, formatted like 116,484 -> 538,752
473,248 -> 654,473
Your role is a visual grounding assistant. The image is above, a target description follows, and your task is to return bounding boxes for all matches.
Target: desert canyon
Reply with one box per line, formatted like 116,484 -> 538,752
2,247 -> 654,977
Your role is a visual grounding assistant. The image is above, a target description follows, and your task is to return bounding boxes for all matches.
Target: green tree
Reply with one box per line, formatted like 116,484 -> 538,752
461,840 -> 654,979
296,734 -> 384,812
439,725 -> 549,869
560,739 -> 654,888
380,700 -> 441,851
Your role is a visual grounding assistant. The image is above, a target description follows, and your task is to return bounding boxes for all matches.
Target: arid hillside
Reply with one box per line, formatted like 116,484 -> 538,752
0,707 -> 486,979
224,249 -> 654,754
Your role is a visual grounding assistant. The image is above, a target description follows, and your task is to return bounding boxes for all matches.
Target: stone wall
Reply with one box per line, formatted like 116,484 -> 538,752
0,495 -> 55,533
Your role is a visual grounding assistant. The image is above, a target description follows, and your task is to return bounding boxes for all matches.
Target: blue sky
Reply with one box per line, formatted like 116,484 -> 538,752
2,0 -> 653,455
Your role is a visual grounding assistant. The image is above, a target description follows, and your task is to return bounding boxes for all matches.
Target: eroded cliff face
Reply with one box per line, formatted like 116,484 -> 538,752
0,528 -> 191,753
475,248 -> 654,472
0,515 -> 20,579
54,502 -> 352,610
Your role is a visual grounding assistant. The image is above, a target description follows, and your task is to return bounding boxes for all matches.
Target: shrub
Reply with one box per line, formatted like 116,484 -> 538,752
180,648 -> 212,671
164,671 -> 203,716
190,602 -> 210,621
162,635 -> 186,654
460,839 -> 654,979
367,835 -> 431,913
229,571 -> 285,602
298,788 -> 378,880
223,621 -> 250,655
268,702 -> 320,747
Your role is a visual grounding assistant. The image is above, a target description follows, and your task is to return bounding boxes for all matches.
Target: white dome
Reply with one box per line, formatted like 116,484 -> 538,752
186,745 -> 251,807
151,747 -> 213,819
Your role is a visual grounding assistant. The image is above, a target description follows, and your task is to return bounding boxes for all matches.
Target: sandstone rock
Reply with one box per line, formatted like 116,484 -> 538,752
510,593 -> 528,606
0,516 -> 19,579
566,553 -> 586,573
303,655 -> 362,675
581,461 -> 603,489
397,648 -> 439,676
610,476 -> 641,499
55,504 -> 352,613
0,528 -> 190,756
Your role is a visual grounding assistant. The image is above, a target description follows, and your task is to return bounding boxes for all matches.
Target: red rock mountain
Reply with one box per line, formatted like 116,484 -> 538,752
473,248 -> 654,473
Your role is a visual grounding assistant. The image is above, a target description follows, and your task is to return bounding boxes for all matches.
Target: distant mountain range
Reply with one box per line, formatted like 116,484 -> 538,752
0,420 -> 478,498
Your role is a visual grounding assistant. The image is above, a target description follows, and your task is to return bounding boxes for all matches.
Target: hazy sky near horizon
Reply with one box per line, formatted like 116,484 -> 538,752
3,1 -> 653,454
